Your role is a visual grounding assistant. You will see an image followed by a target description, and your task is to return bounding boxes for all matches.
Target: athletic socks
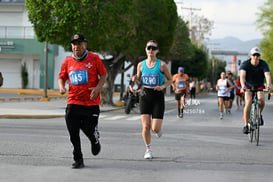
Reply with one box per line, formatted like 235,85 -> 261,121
146,144 -> 151,150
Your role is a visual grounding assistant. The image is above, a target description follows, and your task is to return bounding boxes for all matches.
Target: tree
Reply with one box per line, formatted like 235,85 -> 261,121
122,0 -> 178,75
256,0 -> 273,77
26,0 -> 178,105
191,14 -> 214,45
171,45 -> 208,79
207,57 -> 226,88
169,17 -> 194,61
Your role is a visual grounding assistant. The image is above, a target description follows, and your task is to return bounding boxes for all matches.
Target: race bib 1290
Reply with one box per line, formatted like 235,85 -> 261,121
142,74 -> 159,87
69,69 -> 89,85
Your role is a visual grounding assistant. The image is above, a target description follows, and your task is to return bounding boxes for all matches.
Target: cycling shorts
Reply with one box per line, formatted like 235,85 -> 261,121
139,87 -> 165,119
245,85 -> 265,91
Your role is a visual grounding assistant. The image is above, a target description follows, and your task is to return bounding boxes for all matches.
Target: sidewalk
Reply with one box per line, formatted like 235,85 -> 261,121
0,99 -> 123,119
0,89 -> 122,119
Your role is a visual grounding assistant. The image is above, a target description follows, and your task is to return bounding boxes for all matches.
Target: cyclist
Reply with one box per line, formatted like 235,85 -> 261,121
240,47 -> 272,134
171,67 -> 189,118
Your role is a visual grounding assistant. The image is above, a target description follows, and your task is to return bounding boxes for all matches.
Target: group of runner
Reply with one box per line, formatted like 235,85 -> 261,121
216,71 -> 237,119
58,33 -> 272,168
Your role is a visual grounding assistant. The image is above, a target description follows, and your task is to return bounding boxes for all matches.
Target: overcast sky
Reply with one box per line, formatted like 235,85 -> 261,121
175,0 -> 267,41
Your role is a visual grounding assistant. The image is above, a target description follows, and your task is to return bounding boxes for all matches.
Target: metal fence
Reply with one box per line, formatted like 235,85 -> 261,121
0,26 -> 35,39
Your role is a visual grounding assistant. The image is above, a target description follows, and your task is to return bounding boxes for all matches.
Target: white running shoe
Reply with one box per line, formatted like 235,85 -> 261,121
144,149 -> 153,159
156,130 -> 162,138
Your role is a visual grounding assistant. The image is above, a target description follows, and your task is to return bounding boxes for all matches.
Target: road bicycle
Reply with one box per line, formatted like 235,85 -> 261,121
247,88 -> 271,146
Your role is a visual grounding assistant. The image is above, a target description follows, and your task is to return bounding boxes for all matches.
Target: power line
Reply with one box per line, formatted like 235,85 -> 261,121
176,1 -> 201,39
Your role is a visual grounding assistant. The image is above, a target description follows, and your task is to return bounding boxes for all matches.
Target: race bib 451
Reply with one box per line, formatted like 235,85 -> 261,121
69,69 -> 89,85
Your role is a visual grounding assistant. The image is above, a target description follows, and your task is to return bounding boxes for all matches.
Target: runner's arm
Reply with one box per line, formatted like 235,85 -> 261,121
215,79 -> 219,91
240,70 -> 246,92
133,62 -> 142,82
227,79 -> 235,88
58,78 -> 67,95
161,62 -> 173,89
265,71 -> 272,91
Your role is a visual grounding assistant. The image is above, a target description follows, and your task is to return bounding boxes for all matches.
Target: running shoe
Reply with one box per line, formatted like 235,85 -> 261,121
156,130 -> 162,138
144,149 -> 153,159
72,159 -> 85,169
220,113 -> 223,119
91,141 -> 101,156
228,109 -> 231,114
243,125 -> 249,134
179,113 -> 183,118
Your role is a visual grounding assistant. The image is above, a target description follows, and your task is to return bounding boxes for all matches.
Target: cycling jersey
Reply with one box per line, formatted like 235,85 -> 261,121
239,59 -> 270,88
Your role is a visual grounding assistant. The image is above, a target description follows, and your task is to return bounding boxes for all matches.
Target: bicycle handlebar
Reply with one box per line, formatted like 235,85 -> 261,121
244,88 -> 271,100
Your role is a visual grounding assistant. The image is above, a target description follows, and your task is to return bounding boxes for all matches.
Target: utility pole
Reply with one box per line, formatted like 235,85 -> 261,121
41,41 -> 49,101
176,1 -> 201,39
206,43 -> 220,89
182,6 -> 201,39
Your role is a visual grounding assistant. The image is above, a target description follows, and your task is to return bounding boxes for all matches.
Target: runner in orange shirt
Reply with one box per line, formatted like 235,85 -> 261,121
171,67 -> 189,118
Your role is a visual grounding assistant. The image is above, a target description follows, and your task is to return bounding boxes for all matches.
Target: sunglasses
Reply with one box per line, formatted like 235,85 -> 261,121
146,46 -> 158,51
252,53 -> 260,57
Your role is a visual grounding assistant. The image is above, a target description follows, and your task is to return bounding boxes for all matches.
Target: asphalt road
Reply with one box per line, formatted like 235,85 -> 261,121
1,94 -> 273,182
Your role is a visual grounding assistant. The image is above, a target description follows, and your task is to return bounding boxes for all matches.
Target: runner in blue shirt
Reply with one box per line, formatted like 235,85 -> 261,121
133,40 -> 172,159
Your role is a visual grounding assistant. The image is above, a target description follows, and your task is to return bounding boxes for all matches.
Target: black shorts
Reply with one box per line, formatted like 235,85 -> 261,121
139,87 -> 165,119
229,93 -> 235,100
175,91 -> 186,100
218,96 -> 229,101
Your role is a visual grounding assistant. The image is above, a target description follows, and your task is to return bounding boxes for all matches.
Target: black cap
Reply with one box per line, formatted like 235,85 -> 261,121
70,33 -> 87,43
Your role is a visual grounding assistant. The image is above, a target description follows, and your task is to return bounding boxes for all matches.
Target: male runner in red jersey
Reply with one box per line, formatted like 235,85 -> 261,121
58,33 -> 107,168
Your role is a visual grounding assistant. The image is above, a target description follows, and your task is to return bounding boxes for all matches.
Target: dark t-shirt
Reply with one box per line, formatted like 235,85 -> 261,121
239,59 -> 270,87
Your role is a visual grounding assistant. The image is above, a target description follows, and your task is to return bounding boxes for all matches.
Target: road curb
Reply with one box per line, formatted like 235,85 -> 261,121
0,114 -> 65,119
0,107 -> 124,119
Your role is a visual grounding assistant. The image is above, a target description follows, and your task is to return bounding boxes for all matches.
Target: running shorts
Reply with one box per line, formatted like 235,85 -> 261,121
139,87 -> 165,119
175,91 -> 186,100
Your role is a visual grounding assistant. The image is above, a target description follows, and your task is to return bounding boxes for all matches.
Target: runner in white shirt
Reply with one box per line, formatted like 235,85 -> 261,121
215,72 -> 234,119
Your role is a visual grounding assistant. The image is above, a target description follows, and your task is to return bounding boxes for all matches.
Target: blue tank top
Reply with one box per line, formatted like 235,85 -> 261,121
229,79 -> 235,94
141,59 -> 164,87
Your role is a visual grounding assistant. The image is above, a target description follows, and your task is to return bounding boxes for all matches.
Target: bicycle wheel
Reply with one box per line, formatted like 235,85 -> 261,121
248,104 -> 255,143
248,123 -> 254,143
255,104 -> 260,146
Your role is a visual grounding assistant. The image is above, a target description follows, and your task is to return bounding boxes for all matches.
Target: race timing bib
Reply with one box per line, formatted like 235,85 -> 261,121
177,78 -> 186,89
219,88 -> 226,95
142,74 -> 159,87
69,69 -> 89,85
